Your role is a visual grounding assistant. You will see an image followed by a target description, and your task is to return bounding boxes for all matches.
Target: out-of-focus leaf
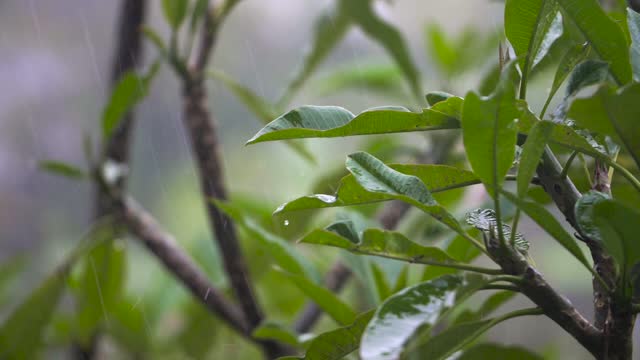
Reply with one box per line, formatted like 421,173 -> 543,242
39,160 -> 87,180
453,291 -> 517,324
505,0 -> 562,80
517,121 -> 553,197
107,296 -> 152,355
462,62 -> 520,197
301,226 -> 458,266
565,60 -> 611,98
253,322 -> 300,347
215,200 -> 320,283
391,265 -> 409,294
281,310 -> 374,360
502,191 -> 592,272
314,62 -> 406,99
189,0 -> 209,33
0,256 -> 27,307
360,275 -> 486,360
540,43 -> 590,118
276,269 -> 356,326
575,190 -> 610,243
457,343 -> 543,360
75,238 -> 127,346
162,0 -> 189,30
629,8 -> 640,81
102,62 -> 160,139
592,199 -> 640,297
426,91 -> 454,106
276,163 -> 478,215
426,24 -> 457,76
142,26 -> 168,56
247,97 -> 463,144
341,0 -> 422,100
555,0 -> 632,84
208,70 -> 277,122
370,262 -> 392,302
280,4 -> 351,105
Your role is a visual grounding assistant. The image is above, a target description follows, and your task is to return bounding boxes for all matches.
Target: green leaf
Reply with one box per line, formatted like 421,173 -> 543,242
189,0 -> 209,33
540,43 -> 590,117
462,64 -> 520,197
341,0 -> 422,100
314,62 -> 406,99
280,4 -> 351,105
247,97 -> 462,144
629,8 -> 640,81
426,24 -> 457,76
107,296 -> 153,354
142,26 -> 168,57
345,152 -> 467,236
75,238 -> 127,346
162,0 -> 189,30
39,160 -> 86,180
281,310 -> 374,360
359,275 -> 467,360
426,91 -> 455,106
458,343 -> 543,360
575,190 -> 610,243
0,256 -> 27,307
517,121 -> 554,197
592,199 -> 640,297
568,83 -> 640,169
215,200 -> 320,283
275,163 -> 478,214
502,191 -> 592,272
370,262 -> 392,302
505,0 -> 562,80
276,269 -> 356,326
300,227 -> 458,267
565,60 -> 611,98
0,266 -> 69,359
555,0 -> 632,84
253,322 -> 300,347
453,291 -> 517,324
207,70 -> 314,162
405,319 -> 493,360
102,62 -> 159,139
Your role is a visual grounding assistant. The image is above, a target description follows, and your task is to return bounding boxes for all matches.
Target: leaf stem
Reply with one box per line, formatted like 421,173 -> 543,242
561,151 -> 579,179
353,250 -> 502,275
481,284 -> 520,292
603,157 -> 640,194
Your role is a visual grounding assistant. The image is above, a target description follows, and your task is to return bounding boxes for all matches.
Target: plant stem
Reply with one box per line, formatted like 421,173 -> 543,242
560,151 -> 579,179
604,157 -> 640,194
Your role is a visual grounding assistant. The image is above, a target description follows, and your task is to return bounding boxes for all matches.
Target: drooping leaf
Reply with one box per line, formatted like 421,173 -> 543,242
540,43 -> 590,118
574,190 -> 610,243
344,152 -> 468,236
555,0 -> 632,84
0,256 -> 27,307
39,160 -> 86,180
457,343 -> 543,360
501,191 -> 592,272
102,62 -> 160,139
247,97 -> 463,144
453,291 -> 517,324
629,8 -> 640,81
592,199 -> 640,297
517,121 -> 554,197
465,208 -> 529,254
462,63 -> 520,197
569,83 -> 640,170
107,296 -> 153,355
276,269 -> 356,326
275,163 -> 478,214
370,262 -> 392,302
215,200 -> 320,283
360,275 -> 478,360
162,0 -> 189,30
300,226 -> 458,267
281,310 -> 374,360
505,0 -> 562,81
279,3 -> 351,105
253,322 -> 300,347
341,0 -> 422,100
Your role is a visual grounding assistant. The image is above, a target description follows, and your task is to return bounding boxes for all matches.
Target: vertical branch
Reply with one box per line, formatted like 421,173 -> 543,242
76,2 -> 147,360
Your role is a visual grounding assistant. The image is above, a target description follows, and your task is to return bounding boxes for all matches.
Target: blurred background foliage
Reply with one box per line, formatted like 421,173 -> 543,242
1,0 -> 636,358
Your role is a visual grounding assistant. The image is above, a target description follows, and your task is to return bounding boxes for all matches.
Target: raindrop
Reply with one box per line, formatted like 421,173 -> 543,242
284,220 -> 290,226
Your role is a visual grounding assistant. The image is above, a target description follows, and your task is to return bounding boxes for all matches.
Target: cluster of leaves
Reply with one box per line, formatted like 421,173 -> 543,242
4,0 -> 640,359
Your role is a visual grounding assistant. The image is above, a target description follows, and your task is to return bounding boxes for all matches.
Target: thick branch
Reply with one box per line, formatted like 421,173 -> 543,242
117,197 -> 251,336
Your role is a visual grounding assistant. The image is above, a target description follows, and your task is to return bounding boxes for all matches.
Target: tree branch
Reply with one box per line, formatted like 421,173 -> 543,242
117,197 -> 251,336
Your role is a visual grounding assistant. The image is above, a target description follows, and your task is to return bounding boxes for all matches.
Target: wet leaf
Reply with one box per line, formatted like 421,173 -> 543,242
281,310 -> 374,360
247,97 -> 462,144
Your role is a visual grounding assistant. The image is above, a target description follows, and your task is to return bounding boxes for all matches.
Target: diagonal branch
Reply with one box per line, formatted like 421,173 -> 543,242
117,197 -> 251,336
